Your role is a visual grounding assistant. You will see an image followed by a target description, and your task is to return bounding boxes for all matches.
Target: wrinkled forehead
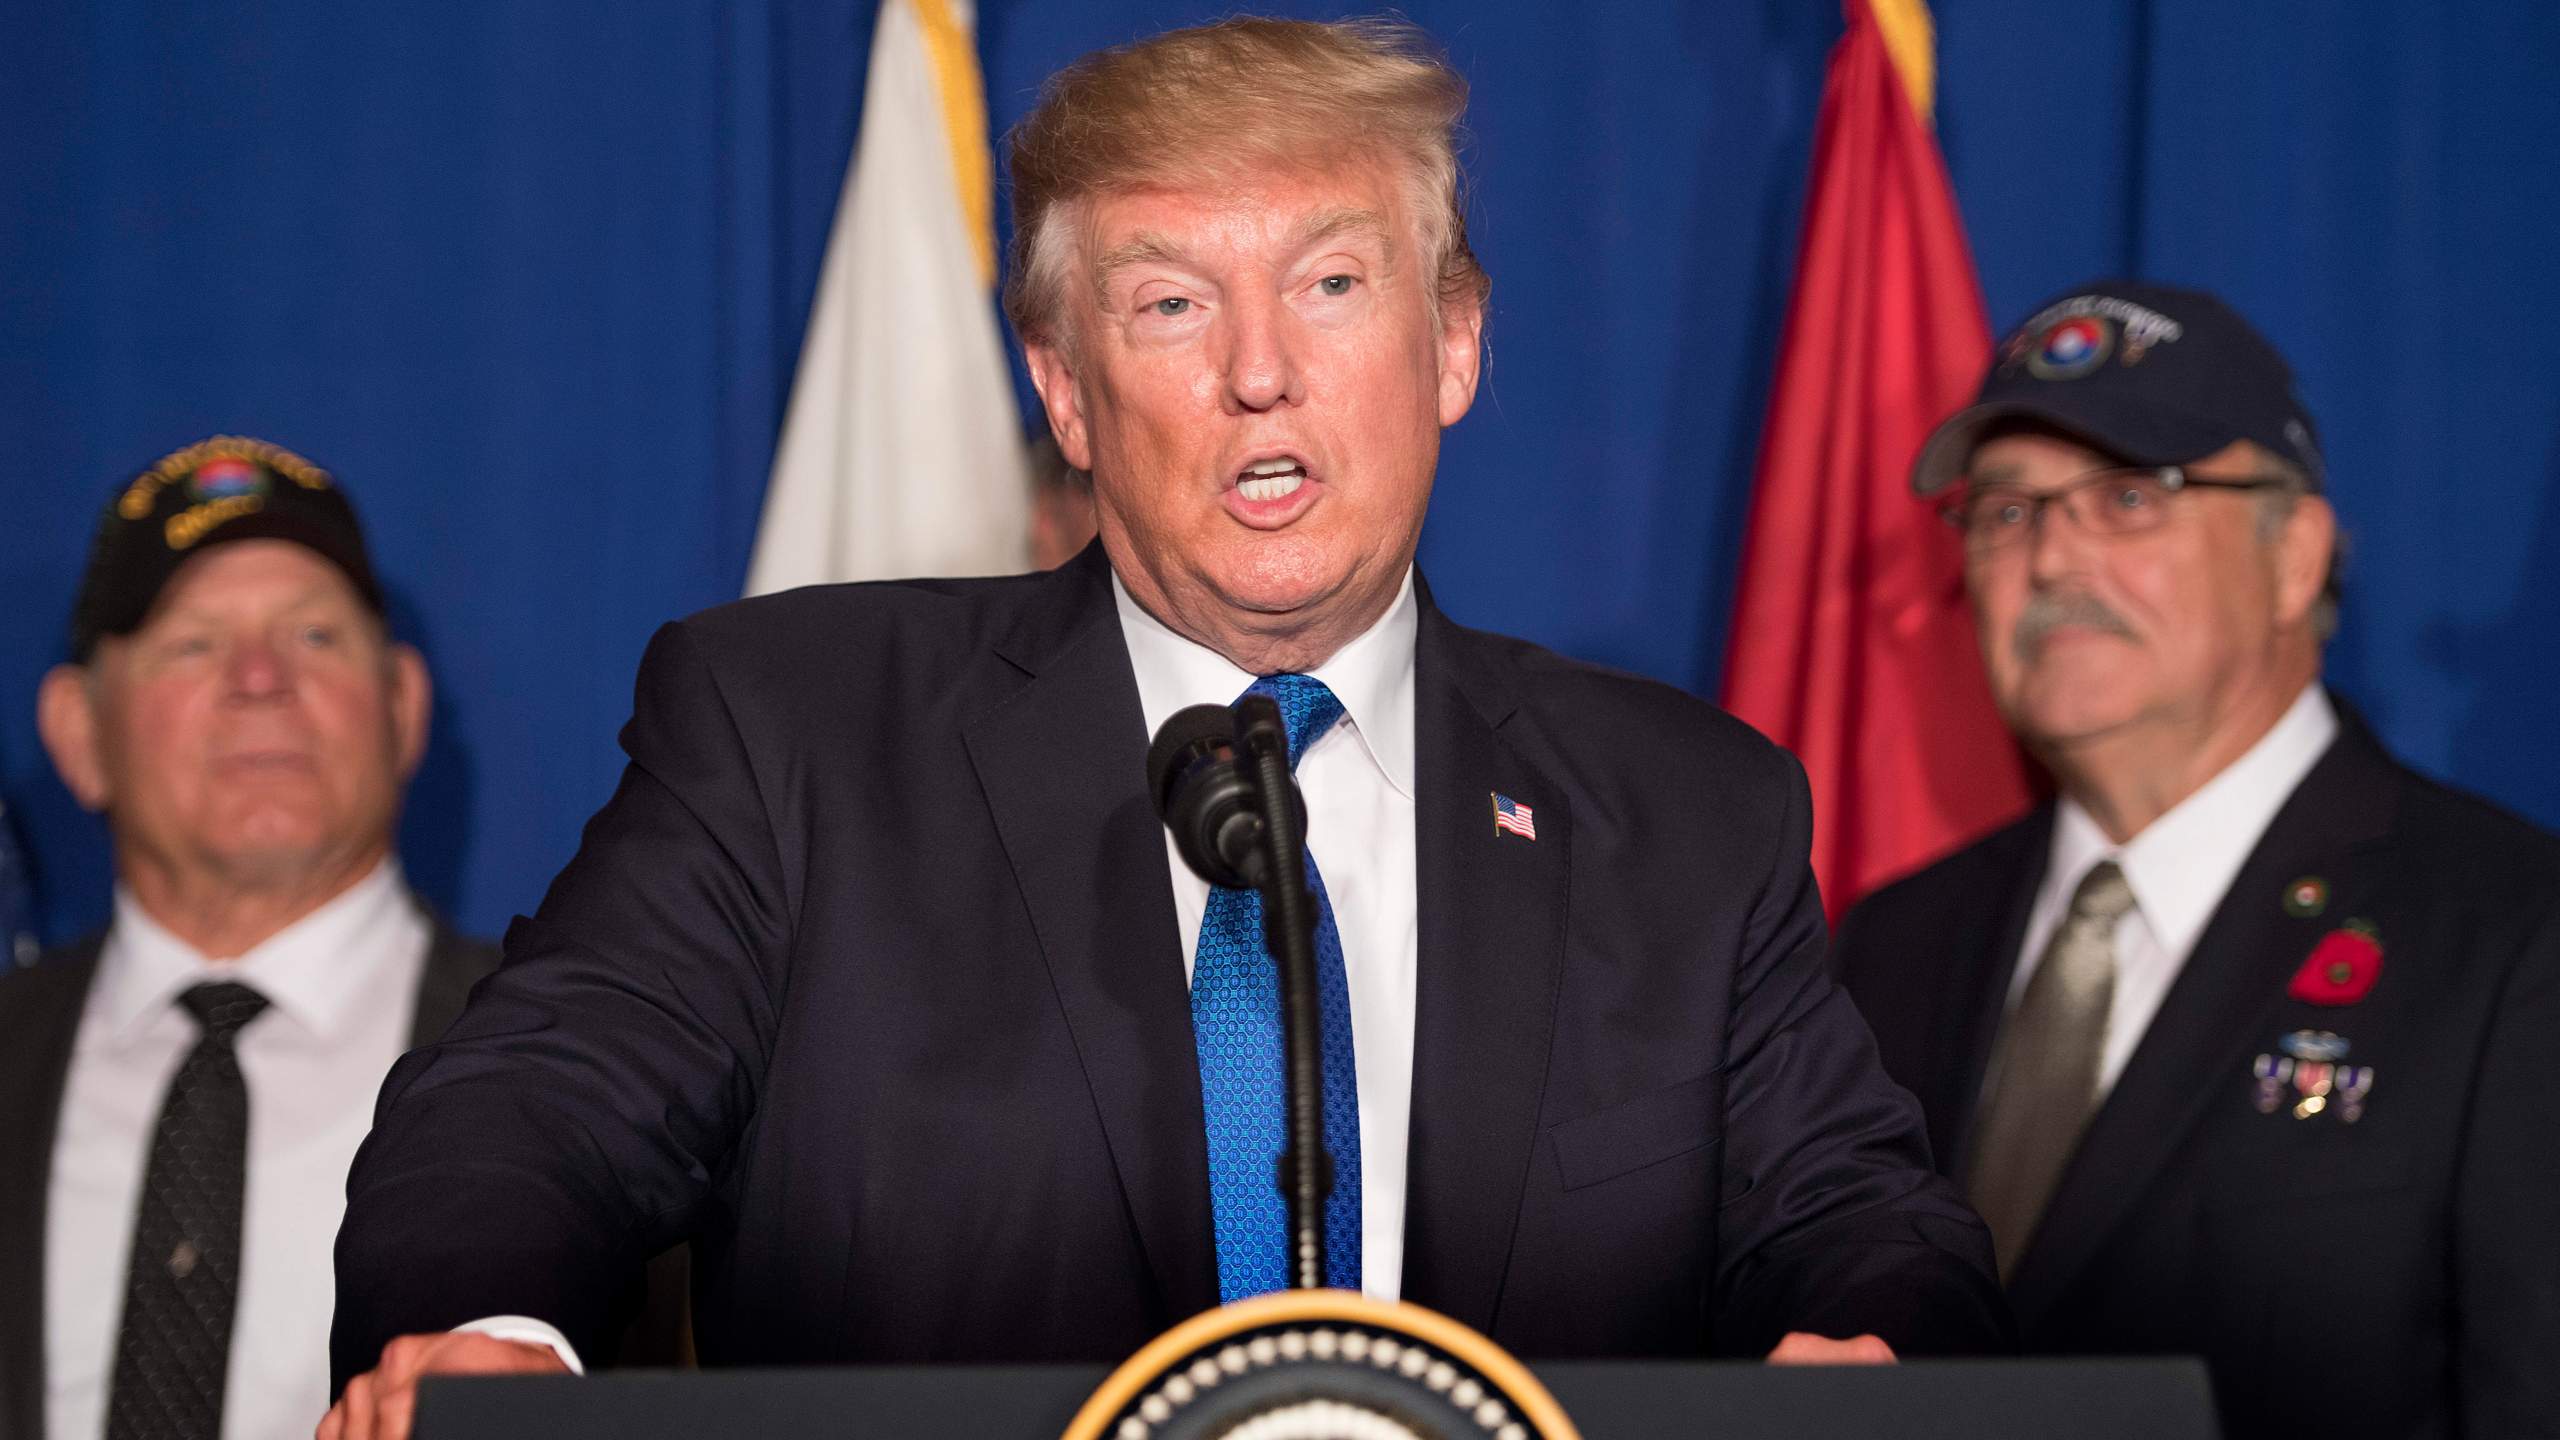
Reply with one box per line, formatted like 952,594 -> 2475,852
1069,150 -> 1423,260
1084,194 -> 1401,284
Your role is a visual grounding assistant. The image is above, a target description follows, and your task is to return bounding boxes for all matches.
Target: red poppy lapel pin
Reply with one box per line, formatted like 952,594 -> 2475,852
2289,919 -> 2383,1006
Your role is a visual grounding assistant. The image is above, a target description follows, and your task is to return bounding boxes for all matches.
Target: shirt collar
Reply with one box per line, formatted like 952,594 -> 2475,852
2047,683 -> 2340,959
1110,568 -> 1418,800
93,857 -> 420,1046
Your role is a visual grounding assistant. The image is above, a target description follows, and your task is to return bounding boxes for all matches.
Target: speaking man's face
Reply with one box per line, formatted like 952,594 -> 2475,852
43,539 -> 429,894
1027,158 -> 1482,672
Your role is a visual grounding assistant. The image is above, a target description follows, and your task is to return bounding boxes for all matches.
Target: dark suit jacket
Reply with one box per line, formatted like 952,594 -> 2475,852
333,547 -> 2004,1384
1835,711 -> 2560,1439
0,910 -> 494,1440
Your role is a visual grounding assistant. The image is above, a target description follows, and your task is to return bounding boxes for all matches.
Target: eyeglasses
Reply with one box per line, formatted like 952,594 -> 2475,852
1942,465 -> 2290,552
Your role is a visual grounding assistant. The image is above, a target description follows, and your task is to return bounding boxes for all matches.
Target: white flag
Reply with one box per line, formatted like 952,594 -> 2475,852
746,0 -> 1028,594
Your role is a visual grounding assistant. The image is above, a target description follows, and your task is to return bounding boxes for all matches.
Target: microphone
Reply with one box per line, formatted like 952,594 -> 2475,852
1105,709 -> 1581,1437
1146,701 -> 1303,889
1146,694 -> 1331,1291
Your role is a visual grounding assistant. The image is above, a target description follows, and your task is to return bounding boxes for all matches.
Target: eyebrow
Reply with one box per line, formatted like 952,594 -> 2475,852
1089,207 -> 1397,299
1092,234 -> 1187,292
1293,206 -> 1393,255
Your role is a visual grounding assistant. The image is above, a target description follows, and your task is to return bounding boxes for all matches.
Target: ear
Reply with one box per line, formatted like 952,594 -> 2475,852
37,664 -> 110,812
1025,342 -> 1094,473
388,644 -> 433,782
2271,493 -> 2336,630
1434,290 -> 1485,428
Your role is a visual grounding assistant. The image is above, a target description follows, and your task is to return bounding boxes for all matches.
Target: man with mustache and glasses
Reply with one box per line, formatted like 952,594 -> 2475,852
1834,281 -> 2560,1438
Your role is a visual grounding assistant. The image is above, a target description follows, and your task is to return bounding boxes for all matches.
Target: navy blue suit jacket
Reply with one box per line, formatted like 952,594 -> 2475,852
332,547 -> 2003,1382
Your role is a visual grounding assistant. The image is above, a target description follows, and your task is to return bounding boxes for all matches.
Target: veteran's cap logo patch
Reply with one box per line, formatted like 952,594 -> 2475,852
187,456 -> 271,502
2026,315 -> 2113,380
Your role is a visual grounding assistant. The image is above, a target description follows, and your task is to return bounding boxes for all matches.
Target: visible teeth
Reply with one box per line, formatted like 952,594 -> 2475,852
1237,474 -> 1304,503
1246,457 -> 1302,476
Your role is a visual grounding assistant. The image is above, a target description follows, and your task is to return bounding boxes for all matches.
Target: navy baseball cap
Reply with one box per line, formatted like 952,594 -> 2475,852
68,435 -> 385,660
1910,280 -> 2324,496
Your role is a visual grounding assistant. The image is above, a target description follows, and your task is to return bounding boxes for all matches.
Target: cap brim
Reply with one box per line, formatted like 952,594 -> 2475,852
1908,399 -> 2245,496
173,513 -> 384,614
74,512 -> 384,658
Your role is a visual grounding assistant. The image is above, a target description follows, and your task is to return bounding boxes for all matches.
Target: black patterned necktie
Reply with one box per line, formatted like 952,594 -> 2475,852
106,980 -> 271,1440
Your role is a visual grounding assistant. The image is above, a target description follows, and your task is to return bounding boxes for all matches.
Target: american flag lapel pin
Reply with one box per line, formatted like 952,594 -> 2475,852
1491,792 -> 1537,840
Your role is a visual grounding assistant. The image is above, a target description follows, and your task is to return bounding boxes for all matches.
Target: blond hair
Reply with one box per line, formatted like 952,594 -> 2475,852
1002,16 -> 1489,347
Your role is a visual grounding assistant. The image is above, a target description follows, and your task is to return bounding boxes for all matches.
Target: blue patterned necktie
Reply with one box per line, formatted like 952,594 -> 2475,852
1192,673 -> 1363,1299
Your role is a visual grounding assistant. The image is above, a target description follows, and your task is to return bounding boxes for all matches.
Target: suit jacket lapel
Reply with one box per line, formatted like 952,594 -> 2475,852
1399,592 -> 1570,1334
407,920 -> 496,1049
1939,814 -> 2053,1174
0,919 -> 501,1428
960,550 -> 1215,1324
2007,719 -> 2401,1323
0,943 -> 102,1440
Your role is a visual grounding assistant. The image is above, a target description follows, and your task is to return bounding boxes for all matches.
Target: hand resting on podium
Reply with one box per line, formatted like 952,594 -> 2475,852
317,1332 -> 568,1440
1767,1332 -> 1897,1365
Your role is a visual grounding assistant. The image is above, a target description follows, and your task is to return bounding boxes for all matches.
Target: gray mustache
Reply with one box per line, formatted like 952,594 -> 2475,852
2014,592 -> 2136,661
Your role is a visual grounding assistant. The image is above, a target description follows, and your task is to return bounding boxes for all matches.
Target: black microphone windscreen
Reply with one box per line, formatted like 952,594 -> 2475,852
1146,704 -> 1239,821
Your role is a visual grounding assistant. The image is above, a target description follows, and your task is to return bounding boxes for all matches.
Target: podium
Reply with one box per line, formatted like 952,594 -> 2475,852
417,1358 -> 2219,1438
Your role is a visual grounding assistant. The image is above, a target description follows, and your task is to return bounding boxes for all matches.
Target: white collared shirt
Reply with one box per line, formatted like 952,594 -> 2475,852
45,860 -> 430,1440
1113,568 -> 1420,1303
2009,684 -> 2340,1094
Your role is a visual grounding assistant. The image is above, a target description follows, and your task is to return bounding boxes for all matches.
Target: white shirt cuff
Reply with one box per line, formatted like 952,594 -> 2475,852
453,1315 -> 586,1376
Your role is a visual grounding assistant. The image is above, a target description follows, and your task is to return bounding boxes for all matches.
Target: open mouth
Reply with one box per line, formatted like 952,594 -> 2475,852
1234,455 -> 1309,503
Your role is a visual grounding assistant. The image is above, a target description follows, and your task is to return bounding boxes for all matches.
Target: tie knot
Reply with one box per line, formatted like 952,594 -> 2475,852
1241,674 -> 1346,770
179,981 -> 270,1041
2067,860 -> 2137,926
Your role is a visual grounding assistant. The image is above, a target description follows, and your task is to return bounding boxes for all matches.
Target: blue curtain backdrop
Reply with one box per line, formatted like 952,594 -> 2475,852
2,1 -> 2553,946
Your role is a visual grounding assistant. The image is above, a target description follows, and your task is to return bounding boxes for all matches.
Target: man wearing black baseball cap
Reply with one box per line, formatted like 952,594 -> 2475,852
0,437 -> 496,1440
1836,282 -> 2560,1436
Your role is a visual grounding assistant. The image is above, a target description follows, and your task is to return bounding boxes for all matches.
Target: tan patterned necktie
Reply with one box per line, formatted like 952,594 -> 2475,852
1966,860 -> 2137,1279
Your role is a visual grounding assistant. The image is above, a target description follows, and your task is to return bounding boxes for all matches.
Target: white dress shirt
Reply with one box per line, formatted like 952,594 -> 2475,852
2008,684 -> 2339,1095
1113,569 -> 1419,1303
46,860 -> 430,1440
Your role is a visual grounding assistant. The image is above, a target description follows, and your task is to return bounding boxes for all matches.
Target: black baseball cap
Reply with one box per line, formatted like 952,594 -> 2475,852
68,435 -> 385,660
1910,280 -> 2324,496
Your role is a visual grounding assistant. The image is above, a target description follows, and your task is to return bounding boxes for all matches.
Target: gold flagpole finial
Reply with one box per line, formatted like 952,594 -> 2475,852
1866,0 -> 1939,123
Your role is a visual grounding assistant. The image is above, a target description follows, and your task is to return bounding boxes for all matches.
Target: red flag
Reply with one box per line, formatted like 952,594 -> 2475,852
1720,0 -> 2033,922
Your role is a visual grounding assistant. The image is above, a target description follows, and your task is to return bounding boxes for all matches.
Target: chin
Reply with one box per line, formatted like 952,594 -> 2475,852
1209,536 -> 1351,616
211,808 -> 337,858
205,845 -> 336,890
2012,691 -> 2149,751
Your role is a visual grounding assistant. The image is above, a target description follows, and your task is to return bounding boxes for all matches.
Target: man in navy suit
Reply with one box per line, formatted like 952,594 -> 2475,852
323,19 -> 2003,1436
1834,282 -> 2560,1437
